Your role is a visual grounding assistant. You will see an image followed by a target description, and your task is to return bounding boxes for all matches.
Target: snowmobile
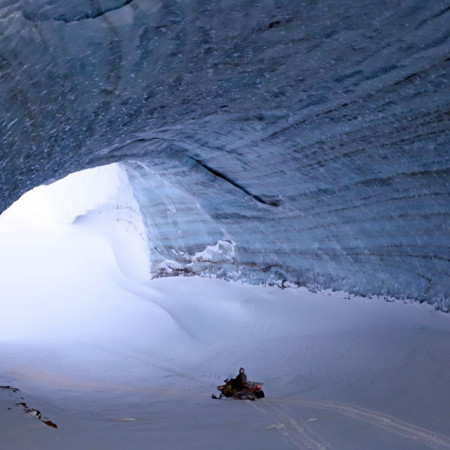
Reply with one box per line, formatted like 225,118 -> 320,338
212,379 -> 265,400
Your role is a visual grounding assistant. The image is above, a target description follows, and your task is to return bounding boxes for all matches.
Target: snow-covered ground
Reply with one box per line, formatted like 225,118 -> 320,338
1,165 -> 449,450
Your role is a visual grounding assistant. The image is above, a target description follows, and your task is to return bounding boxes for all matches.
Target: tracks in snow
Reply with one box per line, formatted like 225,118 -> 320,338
260,398 -> 450,450
73,340 -> 208,386
252,400 -> 333,449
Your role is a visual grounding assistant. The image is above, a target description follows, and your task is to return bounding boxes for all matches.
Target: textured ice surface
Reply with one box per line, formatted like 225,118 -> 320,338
0,0 -> 449,308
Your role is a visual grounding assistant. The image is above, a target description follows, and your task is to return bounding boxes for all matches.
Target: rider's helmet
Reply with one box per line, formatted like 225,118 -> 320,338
239,368 -> 245,374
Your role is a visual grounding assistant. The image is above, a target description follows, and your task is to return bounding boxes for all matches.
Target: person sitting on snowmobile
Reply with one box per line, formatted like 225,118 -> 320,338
232,368 -> 247,391
236,368 -> 247,388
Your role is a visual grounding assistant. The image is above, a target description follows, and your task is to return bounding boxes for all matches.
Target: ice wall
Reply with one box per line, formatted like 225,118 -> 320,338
0,0 -> 449,309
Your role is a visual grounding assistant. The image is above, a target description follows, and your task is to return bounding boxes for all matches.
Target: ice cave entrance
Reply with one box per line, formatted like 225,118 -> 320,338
0,163 -> 150,281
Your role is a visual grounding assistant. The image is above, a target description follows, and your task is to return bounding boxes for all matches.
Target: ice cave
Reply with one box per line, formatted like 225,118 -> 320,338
0,1 -> 449,449
0,0 -> 448,309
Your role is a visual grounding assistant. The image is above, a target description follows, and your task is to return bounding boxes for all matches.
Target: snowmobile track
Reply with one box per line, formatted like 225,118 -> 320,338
73,340 -> 207,385
275,398 -> 450,450
252,400 -> 333,449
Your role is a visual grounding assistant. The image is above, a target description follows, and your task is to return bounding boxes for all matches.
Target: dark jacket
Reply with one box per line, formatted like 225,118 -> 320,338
236,372 -> 247,388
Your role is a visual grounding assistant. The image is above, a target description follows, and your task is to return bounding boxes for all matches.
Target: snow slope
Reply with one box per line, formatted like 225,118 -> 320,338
1,166 -> 449,449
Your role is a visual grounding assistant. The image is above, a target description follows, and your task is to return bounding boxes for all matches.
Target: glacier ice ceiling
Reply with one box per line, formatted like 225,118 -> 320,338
0,0 -> 449,310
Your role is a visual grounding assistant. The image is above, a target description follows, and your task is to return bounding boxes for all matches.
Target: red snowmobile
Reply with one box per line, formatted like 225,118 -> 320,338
212,379 -> 265,400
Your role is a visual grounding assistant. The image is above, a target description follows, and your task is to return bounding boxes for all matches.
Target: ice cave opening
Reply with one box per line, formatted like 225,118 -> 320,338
0,163 -> 151,282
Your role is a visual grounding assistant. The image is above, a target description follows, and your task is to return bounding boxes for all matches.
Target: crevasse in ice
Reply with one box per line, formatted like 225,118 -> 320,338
0,0 -> 448,310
